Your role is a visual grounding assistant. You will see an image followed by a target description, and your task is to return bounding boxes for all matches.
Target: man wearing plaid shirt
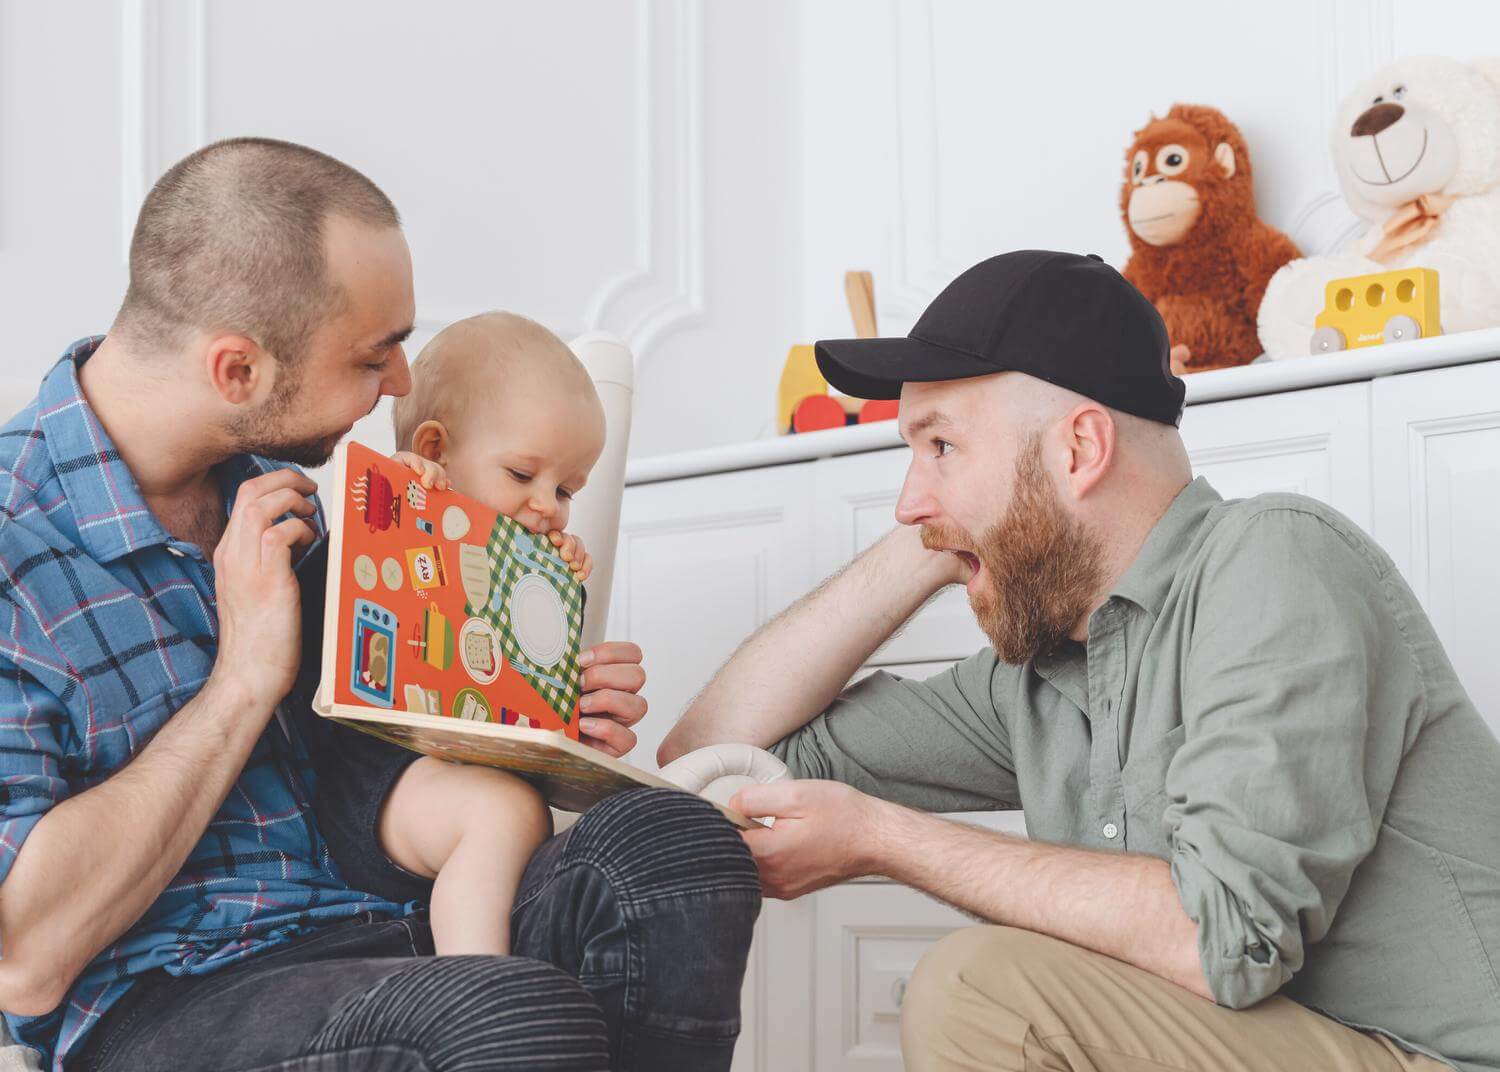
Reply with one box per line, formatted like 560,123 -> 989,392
0,139 -> 758,1072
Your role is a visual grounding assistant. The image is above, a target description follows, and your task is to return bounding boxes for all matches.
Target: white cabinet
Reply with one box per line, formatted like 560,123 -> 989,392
1179,381 -> 1373,529
1373,362 -> 1500,739
812,885 -> 972,1072
614,463 -> 816,771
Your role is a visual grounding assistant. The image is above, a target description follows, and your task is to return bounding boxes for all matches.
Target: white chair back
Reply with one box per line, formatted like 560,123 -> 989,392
567,332 -> 634,650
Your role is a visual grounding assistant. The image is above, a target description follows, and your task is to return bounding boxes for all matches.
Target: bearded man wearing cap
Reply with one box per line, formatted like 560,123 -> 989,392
659,251 -> 1500,1072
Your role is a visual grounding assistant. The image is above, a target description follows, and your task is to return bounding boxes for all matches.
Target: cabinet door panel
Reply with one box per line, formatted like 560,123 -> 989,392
1179,381 -> 1372,527
616,465 -> 816,772
813,884 -> 972,1072
1373,361 -> 1500,739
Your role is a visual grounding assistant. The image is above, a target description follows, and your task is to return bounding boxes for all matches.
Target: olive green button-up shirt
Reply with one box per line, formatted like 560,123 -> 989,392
773,478 -> 1500,1072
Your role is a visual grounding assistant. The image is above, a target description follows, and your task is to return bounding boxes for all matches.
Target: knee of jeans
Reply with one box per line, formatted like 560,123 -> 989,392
564,787 -> 761,905
307,956 -> 609,1072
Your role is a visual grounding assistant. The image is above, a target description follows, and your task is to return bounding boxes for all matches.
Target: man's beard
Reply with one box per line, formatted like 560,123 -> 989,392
924,436 -> 1105,664
232,362 -> 348,468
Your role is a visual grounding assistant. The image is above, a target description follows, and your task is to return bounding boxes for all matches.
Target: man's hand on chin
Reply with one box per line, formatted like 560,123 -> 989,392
730,781 -> 887,899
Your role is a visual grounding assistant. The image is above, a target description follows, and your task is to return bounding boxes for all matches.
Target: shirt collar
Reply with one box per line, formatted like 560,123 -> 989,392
39,337 -> 273,565
1107,476 -> 1222,620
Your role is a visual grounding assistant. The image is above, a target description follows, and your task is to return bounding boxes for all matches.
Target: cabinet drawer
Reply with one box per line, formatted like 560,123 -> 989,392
812,884 -> 973,1071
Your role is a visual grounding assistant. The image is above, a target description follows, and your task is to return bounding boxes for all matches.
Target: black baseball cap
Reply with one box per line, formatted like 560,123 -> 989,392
815,250 -> 1185,426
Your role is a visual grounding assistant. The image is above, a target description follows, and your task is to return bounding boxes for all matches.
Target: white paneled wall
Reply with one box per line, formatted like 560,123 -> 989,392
5,1 -> 1500,452
796,0 -> 1500,343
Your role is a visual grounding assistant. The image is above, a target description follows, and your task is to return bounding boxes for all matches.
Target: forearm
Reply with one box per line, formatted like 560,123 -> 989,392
870,802 -> 1211,1000
659,526 -> 954,764
0,672 -> 272,1013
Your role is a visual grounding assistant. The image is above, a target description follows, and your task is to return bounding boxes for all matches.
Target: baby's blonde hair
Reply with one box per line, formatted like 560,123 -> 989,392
393,311 -> 597,451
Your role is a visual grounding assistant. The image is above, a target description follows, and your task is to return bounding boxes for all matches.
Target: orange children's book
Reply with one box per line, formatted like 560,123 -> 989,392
312,441 -> 751,825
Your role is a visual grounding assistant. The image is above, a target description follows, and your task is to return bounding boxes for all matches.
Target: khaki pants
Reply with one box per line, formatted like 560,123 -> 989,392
901,926 -> 1449,1072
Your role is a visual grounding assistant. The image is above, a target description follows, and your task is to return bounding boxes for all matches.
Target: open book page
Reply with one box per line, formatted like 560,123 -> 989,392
314,442 -> 753,828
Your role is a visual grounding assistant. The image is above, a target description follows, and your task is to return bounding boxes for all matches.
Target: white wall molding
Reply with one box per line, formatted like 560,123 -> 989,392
120,0 -> 207,261
120,0 -> 700,366
881,0 -> 1400,320
1291,0 -> 1399,255
581,0 -> 705,365
886,0 -> 962,321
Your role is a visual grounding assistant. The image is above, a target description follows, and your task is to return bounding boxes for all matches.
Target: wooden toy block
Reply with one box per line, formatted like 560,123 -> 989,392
777,344 -> 828,434
1311,267 -> 1441,354
775,270 -> 900,434
792,394 -> 848,434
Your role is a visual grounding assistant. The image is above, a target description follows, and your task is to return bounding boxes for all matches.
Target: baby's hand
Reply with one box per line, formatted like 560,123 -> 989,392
548,530 -> 593,582
391,451 -> 450,491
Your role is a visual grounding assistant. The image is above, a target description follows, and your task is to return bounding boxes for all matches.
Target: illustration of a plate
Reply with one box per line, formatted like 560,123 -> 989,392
458,616 -> 502,685
442,505 -> 471,540
509,572 -> 568,668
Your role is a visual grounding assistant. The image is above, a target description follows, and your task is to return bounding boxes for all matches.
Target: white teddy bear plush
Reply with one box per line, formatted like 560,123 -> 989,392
1257,55 -> 1500,358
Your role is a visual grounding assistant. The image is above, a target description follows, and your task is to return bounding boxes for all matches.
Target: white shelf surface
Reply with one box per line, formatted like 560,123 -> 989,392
626,327 -> 1500,485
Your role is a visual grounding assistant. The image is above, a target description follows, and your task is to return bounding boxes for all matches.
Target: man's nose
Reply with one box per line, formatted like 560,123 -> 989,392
383,348 -> 413,397
894,471 -> 934,526
1351,102 -> 1404,137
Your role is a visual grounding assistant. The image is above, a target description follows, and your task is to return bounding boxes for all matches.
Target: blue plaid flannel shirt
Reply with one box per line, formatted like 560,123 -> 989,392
0,339 -> 407,1069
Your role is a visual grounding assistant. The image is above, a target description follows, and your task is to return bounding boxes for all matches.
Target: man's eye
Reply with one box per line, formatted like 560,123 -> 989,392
507,469 -> 533,483
935,439 -> 953,457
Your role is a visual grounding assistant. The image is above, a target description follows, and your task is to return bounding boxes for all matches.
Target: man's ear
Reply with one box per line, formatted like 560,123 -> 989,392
204,334 -> 273,406
1062,404 -> 1116,499
411,419 -> 450,465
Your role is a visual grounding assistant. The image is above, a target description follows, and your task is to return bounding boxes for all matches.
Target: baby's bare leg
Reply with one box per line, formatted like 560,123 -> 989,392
379,756 -> 553,956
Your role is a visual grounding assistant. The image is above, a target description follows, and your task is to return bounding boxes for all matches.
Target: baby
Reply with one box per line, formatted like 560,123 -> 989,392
346,310 -> 606,956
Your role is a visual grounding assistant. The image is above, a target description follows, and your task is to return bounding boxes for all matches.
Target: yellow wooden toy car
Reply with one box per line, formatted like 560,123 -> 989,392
1311,268 -> 1440,353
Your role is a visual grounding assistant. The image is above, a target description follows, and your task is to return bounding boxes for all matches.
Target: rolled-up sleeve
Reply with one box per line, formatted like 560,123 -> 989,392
1165,508 -> 1418,1008
771,649 -> 1021,813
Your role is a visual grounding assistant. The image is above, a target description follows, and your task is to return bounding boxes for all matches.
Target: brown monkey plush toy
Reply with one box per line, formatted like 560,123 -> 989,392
1121,104 -> 1299,372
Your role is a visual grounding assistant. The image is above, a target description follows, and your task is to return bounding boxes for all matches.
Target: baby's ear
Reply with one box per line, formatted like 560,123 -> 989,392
411,419 -> 449,464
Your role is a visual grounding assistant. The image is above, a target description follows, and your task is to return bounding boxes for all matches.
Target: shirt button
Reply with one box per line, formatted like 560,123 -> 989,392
167,546 -> 186,558
1102,822 -> 1119,840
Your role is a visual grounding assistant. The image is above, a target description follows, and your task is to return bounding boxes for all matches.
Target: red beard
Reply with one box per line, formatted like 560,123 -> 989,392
922,436 -> 1104,664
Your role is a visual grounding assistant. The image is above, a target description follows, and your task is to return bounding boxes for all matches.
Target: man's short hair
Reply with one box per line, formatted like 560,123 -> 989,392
116,136 -> 400,362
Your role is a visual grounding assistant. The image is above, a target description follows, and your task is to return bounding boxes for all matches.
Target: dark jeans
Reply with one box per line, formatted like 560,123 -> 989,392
71,788 -> 762,1072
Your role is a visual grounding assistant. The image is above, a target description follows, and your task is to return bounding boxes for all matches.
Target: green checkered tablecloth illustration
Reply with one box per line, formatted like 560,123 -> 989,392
465,515 -> 585,725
